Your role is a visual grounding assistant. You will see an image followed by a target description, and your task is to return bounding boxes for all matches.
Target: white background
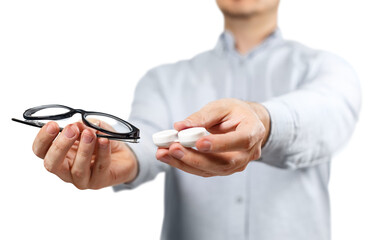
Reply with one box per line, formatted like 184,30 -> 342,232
0,0 -> 374,239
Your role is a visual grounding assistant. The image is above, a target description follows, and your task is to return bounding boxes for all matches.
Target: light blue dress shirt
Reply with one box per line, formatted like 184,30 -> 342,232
114,29 -> 361,240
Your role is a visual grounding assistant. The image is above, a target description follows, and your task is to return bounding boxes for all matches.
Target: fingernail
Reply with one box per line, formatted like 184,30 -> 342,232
199,140 -> 212,152
171,150 -> 184,160
64,125 -> 78,139
82,131 -> 94,144
159,156 -> 171,164
176,119 -> 191,128
46,123 -> 57,135
183,119 -> 192,127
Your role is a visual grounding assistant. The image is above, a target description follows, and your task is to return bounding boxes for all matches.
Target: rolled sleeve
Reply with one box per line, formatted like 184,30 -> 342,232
258,52 -> 361,169
260,100 -> 296,168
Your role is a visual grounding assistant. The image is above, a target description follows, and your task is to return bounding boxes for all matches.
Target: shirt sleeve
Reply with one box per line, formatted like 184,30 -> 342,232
113,68 -> 171,191
260,52 -> 361,169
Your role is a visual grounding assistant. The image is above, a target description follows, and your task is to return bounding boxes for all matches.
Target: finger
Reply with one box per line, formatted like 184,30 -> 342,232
156,148 -> 170,160
156,147 -> 206,175
195,123 -> 262,153
157,153 -> 215,178
43,124 -> 80,178
174,101 -> 230,131
89,138 -> 111,188
86,118 -> 117,134
167,143 -> 238,175
204,121 -> 237,134
70,129 -> 96,189
32,121 -> 60,159
158,145 -> 240,177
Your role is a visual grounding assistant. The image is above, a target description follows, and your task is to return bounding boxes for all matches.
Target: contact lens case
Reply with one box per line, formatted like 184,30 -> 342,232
152,127 -> 207,148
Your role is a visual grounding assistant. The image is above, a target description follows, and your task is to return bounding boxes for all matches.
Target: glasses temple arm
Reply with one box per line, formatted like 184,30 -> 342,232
12,118 -> 139,143
12,118 -> 64,131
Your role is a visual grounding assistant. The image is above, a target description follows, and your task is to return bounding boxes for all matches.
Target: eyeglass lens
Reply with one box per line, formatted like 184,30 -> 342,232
29,107 -> 132,135
28,106 -> 76,128
31,106 -> 71,117
84,114 -> 132,134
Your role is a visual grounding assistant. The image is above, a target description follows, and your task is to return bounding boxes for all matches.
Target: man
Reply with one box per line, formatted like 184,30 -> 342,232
31,0 -> 361,239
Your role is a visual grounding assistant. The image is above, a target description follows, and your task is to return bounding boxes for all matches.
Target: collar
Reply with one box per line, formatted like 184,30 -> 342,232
214,27 -> 283,58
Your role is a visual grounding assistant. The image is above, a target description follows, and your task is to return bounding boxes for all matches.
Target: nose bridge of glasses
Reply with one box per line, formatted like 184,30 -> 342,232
75,109 -> 85,114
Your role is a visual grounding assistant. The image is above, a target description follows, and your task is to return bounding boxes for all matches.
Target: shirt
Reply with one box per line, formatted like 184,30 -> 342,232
113,29 -> 361,240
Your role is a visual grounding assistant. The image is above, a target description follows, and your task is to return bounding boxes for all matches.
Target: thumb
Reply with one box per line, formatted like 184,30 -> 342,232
174,101 -> 230,131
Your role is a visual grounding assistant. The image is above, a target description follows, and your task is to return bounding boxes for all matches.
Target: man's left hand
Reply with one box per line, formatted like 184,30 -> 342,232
155,98 -> 270,177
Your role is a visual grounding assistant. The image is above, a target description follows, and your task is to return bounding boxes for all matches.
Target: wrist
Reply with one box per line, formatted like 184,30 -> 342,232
123,145 -> 139,184
247,102 -> 271,147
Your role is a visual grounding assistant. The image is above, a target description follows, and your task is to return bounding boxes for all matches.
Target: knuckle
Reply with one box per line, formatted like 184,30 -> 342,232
252,148 -> 262,160
185,117 -> 195,125
43,160 -> 56,173
97,164 -> 106,171
224,158 -> 236,170
76,150 -> 91,161
237,165 -> 247,173
53,141 -> 66,154
88,183 -> 102,190
71,169 -> 85,180
220,158 -> 240,175
188,158 -> 201,168
73,183 -> 87,190
259,125 -> 266,138
242,132 -> 253,150
96,161 -> 110,172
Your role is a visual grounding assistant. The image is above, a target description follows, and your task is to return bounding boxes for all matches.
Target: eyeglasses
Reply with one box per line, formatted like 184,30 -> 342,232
12,104 -> 140,143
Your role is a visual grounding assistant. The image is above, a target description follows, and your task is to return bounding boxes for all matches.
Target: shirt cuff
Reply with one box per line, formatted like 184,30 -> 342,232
259,99 -> 296,168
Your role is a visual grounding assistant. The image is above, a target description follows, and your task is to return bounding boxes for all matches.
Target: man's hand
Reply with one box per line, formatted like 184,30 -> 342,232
156,98 -> 270,177
32,121 -> 138,189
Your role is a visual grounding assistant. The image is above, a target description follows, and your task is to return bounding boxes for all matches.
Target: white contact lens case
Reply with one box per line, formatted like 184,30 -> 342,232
152,127 -> 207,148
152,129 -> 179,148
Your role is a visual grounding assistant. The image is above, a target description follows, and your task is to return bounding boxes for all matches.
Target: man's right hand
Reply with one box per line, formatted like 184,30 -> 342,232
32,121 -> 138,190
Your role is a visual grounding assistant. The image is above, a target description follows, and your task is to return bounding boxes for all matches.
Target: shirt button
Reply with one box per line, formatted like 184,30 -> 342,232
236,196 -> 243,204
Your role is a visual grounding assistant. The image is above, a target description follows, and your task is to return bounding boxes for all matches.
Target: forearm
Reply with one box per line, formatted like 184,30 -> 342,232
260,85 -> 360,169
259,55 -> 361,169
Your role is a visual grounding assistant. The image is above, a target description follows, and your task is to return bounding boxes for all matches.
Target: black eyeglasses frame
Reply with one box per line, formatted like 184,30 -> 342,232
12,104 -> 140,143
